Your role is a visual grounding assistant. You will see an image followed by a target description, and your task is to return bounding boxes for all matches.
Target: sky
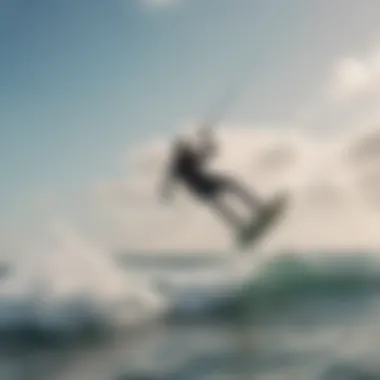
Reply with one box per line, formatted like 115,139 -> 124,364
2,0 -> 380,253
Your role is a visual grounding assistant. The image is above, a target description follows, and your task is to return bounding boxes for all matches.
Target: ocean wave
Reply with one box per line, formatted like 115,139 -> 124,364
156,251 -> 380,320
2,249 -> 380,344
0,289 -> 167,346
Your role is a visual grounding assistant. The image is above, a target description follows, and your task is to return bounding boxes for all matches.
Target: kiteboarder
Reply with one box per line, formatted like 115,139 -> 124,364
159,127 -> 263,231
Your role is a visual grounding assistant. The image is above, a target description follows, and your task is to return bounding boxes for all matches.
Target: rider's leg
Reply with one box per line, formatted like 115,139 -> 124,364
221,177 -> 262,210
209,197 -> 244,231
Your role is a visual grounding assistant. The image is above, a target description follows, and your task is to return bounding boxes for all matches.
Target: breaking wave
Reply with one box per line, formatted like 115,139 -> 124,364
2,247 -> 380,346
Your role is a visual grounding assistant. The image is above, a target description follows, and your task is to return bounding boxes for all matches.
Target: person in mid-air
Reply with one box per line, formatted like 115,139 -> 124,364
159,127 -> 263,233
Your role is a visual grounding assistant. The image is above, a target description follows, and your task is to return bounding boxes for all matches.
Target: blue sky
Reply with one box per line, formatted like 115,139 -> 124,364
2,0 -> 380,238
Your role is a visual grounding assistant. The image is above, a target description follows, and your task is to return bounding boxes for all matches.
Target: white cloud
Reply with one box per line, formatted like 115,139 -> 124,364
83,124 -> 380,253
329,49 -> 380,102
7,123 -> 380,260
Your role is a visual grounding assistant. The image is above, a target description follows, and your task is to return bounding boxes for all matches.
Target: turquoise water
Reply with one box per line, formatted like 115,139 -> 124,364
1,251 -> 380,379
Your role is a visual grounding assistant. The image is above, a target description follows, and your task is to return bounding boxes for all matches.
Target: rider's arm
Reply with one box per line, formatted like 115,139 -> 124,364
160,168 -> 175,201
159,147 -> 177,202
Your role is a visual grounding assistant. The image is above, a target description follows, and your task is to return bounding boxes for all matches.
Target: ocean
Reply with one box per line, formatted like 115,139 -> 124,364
1,250 -> 380,380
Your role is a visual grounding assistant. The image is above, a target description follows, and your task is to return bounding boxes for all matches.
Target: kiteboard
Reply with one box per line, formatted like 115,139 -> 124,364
236,192 -> 289,249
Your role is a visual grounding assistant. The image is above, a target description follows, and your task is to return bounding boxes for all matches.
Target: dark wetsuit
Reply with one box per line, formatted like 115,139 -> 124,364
163,137 -> 261,230
170,141 -> 225,200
